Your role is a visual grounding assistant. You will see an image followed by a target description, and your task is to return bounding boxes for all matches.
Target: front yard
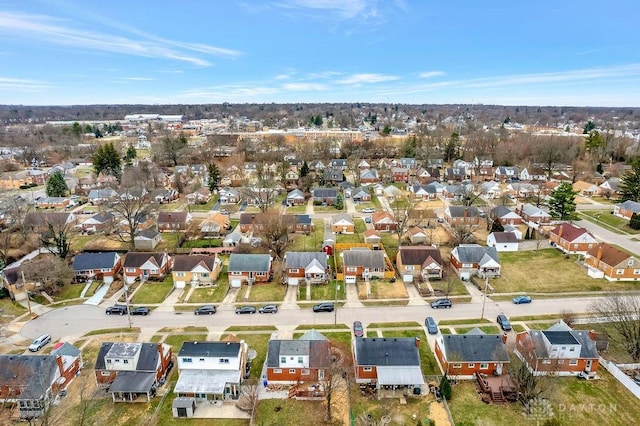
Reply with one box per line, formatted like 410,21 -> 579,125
186,284 -> 229,303
298,280 -> 346,301
239,282 -> 286,302
130,277 -> 175,304
496,249 -> 636,293
357,279 -> 408,299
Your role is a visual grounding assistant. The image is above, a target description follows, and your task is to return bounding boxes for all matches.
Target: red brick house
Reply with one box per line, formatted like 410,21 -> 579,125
434,329 -> 510,378
283,252 -> 329,285
72,251 -> 122,284
396,246 -> 444,282
584,243 -> 640,281
0,343 -> 82,419
613,200 -> 640,220
266,330 -> 332,384
515,203 -> 551,228
239,213 -> 313,234
353,337 -> 424,390
227,253 -> 272,287
371,211 -> 397,231
444,206 -> 481,226
343,250 -> 387,283
491,206 -> 522,226
94,342 -> 173,402
515,321 -> 600,376
36,197 -> 71,209
391,166 -> 410,183
123,252 -> 172,284
79,211 -> 115,233
158,212 -> 193,232
548,223 -> 598,255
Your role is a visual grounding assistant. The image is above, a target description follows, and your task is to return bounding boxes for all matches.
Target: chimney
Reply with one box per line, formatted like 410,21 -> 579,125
415,337 -> 421,347
502,333 -> 508,344
463,208 -> 468,219
55,355 -> 65,376
558,224 -> 563,239
589,330 -> 598,342
597,245 -> 603,262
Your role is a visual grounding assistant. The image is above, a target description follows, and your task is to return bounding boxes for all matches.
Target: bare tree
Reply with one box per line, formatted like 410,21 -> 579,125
389,197 -> 419,247
108,190 -> 156,251
510,355 -> 548,407
590,293 -> 640,361
22,256 -> 72,295
40,221 -> 73,260
449,224 -> 475,246
319,361 -> 348,424
238,379 -> 259,423
242,162 -> 279,213
0,197 -> 32,265
259,210 -> 290,260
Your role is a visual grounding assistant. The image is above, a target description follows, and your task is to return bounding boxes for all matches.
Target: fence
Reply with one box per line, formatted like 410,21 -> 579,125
598,357 -> 640,399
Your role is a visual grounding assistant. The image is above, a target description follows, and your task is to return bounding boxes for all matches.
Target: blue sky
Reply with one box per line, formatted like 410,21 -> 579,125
1,0 -> 640,106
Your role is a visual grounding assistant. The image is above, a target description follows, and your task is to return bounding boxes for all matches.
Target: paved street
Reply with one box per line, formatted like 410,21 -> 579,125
575,218 -> 640,256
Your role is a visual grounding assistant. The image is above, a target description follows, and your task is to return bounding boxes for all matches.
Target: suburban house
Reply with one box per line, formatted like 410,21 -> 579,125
308,160 -> 325,173
151,188 -> 179,204
133,229 -> 162,250
371,211 -> 397,232
0,343 -> 82,419
515,203 -> 552,228
573,181 -> 600,197
218,188 -> 241,205
391,166 -> 410,183
312,187 -> 338,205
396,246 -> 444,282
88,188 -> 118,205
486,232 -> 519,252
515,321 -> 600,376
584,243 -> 640,281
172,255 -> 222,289
351,187 -> 371,202
494,166 -> 518,182
266,330 -> 332,384
548,223 -> 598,254
364,229 -> 381,244
36,197 -> 71,209
409,184 -> 438,200
450,244 -> 501,280
480,181 -> 502,199
613,200 -> 640,220
123,251 -> 172,284
239,213 -> 313,234
286,189 -> 306,206
491,206 -> 523,226
598,178 -> 619,196
434,329 -> 510,377
79,211 -> 115,233
359,169 -> 379,184
328,159 -> 348,170
406,227 -> 429,245
199,213 -> 230,238
353,338 -> 425,391
283,252 -> 329,285
444,206 -> 481,226
342,250 -> 386,283
185,188 -> 211,205
227,253 -> 272,286
94,342 -> 173,402
158,212 -> 193,232
507,182 -> 538,199
72,251 -> 122,283
174,341 -> 248,404
331,214 -> 355,234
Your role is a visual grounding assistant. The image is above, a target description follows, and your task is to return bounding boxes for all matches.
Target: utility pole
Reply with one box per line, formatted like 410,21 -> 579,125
480,275 -> 488,320
21,271 -> 31,315
334,282 -> 340,325
124,283 -> 132,329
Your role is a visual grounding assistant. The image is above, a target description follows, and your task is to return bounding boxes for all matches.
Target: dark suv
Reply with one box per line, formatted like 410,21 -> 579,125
105,305 -> 128,315
497,314 -> 512,331
313,302 -> 335,312
430,298 -> 452,309
194,305 -> 216,315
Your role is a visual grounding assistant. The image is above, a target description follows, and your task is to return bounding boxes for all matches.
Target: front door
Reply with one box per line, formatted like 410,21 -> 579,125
496,363 -> 503,375
585,360 -> 592,372
318,369 -> 324,380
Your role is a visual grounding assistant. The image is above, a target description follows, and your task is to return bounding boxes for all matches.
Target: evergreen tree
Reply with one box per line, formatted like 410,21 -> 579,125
207,163 -> 221,193
490,218 -> 505,233
524,228 -> 531,240
93,142 -> 122,180
619,159 -> 640,202
45,171 -> 69,197
583,120 -> 596,134
596,163 -> 604,175
124,145 -> 137,165
439,374 -> 452,401
314,115 -> 323,126
630,213 -> 640,230
548,182 -> 578,220
300,161 -> 309,178
335,193 -> 344,210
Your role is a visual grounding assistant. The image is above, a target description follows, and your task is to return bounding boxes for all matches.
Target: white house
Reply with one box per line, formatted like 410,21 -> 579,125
487,232 -> 519,252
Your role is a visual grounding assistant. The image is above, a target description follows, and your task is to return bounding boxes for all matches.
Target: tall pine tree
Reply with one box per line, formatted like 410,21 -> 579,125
548,182 -> 578,220
619,159 -> 640,202
45,171 -> 69,197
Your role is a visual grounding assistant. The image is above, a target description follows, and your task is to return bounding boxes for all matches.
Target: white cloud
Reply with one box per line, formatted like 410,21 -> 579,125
282,83 -> 327,91
417,71 -> 446,79
337,73 -> 400,85
122,77 -> 156,81
0,11 -> 242,67
0,77 -> 51,92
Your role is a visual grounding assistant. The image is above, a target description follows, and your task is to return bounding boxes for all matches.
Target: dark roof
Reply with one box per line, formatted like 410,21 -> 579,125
398,246 -> 443,266
542,331 -> 580,345
108,371 -> 157,393
343,250 -> 385,269
453,244 -> 500,264
549,223 -> 592,242
0,355 -> 59,399
491,232 -> 519,243
228,253 -> 271,273
158,211 -> 190,224
267,339 -> 332,369
491,205 -> 515,218
95,342 -> 115,370
123,252 -> 165,268
72,252 -> 119,271
587,243 -> 634,267
447,206 -> 480,218
285,252 -> 328,269
441,334 -> 510,362
173,255 -> 217,272
354,338 -> 421,366
313,187 -> 338,198
88,211 -> 114,223
136,228 -> 161,239
178,341 -> 241,358
138,343 -> 161,371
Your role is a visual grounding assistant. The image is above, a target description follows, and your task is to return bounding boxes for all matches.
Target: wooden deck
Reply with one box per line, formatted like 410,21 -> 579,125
476,374 -> 517,404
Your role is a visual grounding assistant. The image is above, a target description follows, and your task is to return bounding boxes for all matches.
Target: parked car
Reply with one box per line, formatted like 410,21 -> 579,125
235,306 -> 257,315
131,307 -> 150,316
313,302 -> 335,312
105,305 -> 128,315
425,317 -> 438,334
259,304 -> 278,314
362,208 -> 376,213
353,321 -> 364,338
194,305 -> 216,315
430,298 -> 452,309
512,295 -> 532,305
28,334 -> 52,352
365,216 -> 372,223
496,314 -> 512,331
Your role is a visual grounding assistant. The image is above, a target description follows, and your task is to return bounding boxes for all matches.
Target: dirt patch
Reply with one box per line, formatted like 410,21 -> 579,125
428,400 -> 452,426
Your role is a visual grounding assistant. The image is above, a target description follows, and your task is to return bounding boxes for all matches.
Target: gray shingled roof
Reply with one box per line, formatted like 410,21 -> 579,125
441,334 -> 510,362
355,338 -> 421,366
178,341 -> 241,358
447,206 -> 480,218
285,252 -> 327,269
0,355 -> 59,399
108,371 -> 157,393
72,252 -> 119,271
619,200 -> 640,212
398,247 -> 443,267
173,255 -> 217,272
454,244 -> 499,264
343,250 -> 385,269
228,254 -> 271,273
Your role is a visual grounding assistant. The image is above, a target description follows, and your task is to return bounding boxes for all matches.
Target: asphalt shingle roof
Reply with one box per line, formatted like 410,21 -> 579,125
228,253 -> 271,272
441,334 -> 510,362
355,338 -> 421,366
72,252 -> 119,271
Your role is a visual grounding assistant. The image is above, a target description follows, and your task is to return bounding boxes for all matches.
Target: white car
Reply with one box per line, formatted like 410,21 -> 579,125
29,334 -> 52,352
362,208 -> 376,213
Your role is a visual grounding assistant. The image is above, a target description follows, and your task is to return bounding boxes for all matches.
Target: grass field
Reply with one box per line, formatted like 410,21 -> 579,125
287,220 -> 325,252
239,282 -> 286,302
497,249 -> 636,293
455,325 -> 501,335
579,210 -> 640,235
52,283 -> 85,301
357,280 -> 408,299
0,298 -> 27,323
573,322 -> 634,363
187,284 -> 229,303
130,278 -> 174,304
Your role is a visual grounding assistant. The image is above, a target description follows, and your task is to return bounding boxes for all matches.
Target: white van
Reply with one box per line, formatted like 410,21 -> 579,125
29,334 -> 52,352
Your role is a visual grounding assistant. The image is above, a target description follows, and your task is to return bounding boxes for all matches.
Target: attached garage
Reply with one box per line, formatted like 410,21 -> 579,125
175,281 -> 186,289
345,276 -> 357,284
230,279 -> 243,288
287,277 -> 300,286
402,274 -> 414,283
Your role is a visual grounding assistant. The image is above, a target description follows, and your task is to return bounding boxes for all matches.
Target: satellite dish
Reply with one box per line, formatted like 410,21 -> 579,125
247,349 -> 257,361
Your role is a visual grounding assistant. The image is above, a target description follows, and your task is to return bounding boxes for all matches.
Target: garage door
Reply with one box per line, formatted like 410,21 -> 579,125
287,277 -> 299,286
175,281 -> 186,289
402,274 -> 414,283
230,279 -> 242,288
345,276 -> 356,284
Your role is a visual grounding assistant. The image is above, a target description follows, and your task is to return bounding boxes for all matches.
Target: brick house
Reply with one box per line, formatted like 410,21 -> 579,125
79,211 -> 115,233
515,203 -> 551,228
396,246 -> 444,282
444,206 -> 481,226
351,187 -> 371,202
353,338 -> 424,390
331,214 -> 355,234
239,213 -> 312,234
94,342 -> 173,402
266,330 -> 332,384
312,187 -> 338,205
515,321 -> 599,376
548,223 -> 598,255
283,252 -> 329,285
158,212 -> 193,232
450,244 -> 500,280
123,252 -> 172,284
72,251 -> 122,283
0,343 -> 82,419
359,169 -> 379,184
391,166 -> 410,183
613,200 -> 640,220
584,243 -> 640,281
36,197 -> 71,209
371,211 -> 397,232
491,206 -> 522,226
434,329 -> 510,377
227,253 -> 272,287
286,189 -> 306,206
343,250 -> 386,283
171,255 -> 222,289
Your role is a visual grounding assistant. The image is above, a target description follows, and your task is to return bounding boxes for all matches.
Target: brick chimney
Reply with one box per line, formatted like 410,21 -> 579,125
588,330 -> 598,342
501,333 -> 507,344
597,245 -> 603,262
55,355 -> 65,376
415,337 -> 421,347
558,224 -> 563,239
463,208 -> 468,219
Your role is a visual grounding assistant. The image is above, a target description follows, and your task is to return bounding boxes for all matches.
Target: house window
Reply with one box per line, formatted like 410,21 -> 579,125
150,269 -> 158,274
569,359 -> 578,366
363,367 -> 372,372
628,259 -> 634,267
467,363 -> 475,368
480,363 -> 488,369
634,270 -> 640,275
462,263 -> 473,268
115,359 -> 120,363
100,268 -> 111,273
289,369 -> 296,374
101,371 -> 111,376
558,360 -> 565,364
219,358 -> 229,364
231,271 -> 242,276
273,369 -> 282,373
289,269 -> 299,274
347,267 -> 358,272
281,357 -> 286,364
202,273 -> 209,278
123,360 -> 129,364
569,348 -> 575,352
200,358 -> 205,361
616,269 -> 624,275
182,358 -> 192,363
542,360 -> 552,364
298,357 -> 303,364
106,359 -> 111,364
302,369 -> 310,375
126,268 -> 135,273
452,364 -> 462,369
177,272 -> 185,277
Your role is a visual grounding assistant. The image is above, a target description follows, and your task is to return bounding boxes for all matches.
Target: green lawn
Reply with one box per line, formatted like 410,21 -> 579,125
439,318 -> 493,326
52,283 -> 85,301
84,327 -> 141,336
181,238 -> 222,248
287,220 -> 325,252
307,280 -> 346,300
314,205 -> 344,213
130,277 -> 175,304
573,322 -> 635,363
286,204 -> 308,213
430,279 -> 469,296
512,324 -> 526,333
160,232 -> 182,250
0,298 -> 27,323
221,333 -> 270,380
296,324 -> 349,330
379,233 -> 399,260
188,197 -> 217,211
455,325 -> 501,335
381,329 -> 440,375
163,333 -> 208,351
367,321 -> 422,328
187,285 -> 229,303
497,249 -> 636,293
239,282 -> 286,302
579,210 -> 640,235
